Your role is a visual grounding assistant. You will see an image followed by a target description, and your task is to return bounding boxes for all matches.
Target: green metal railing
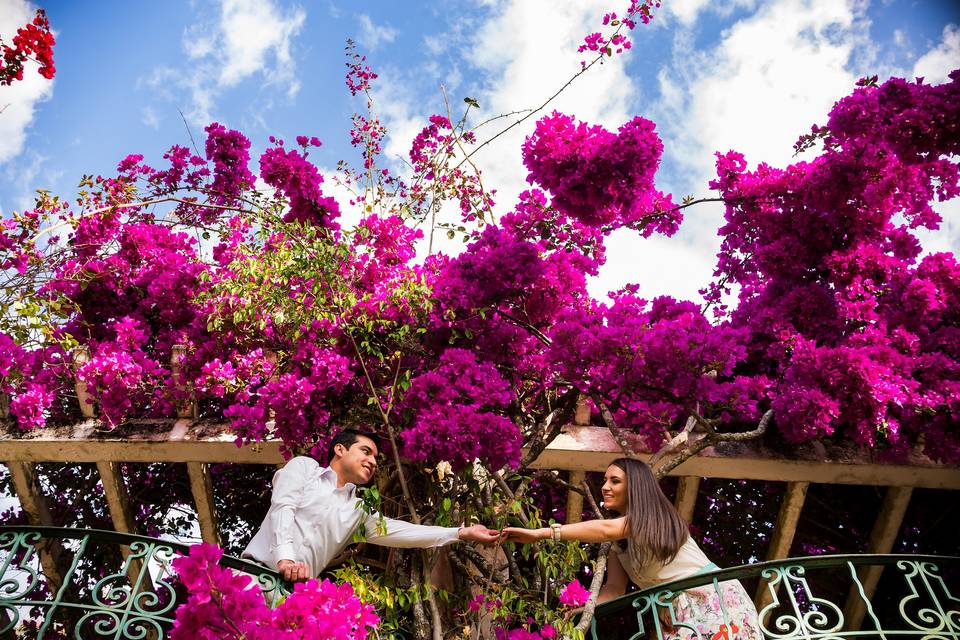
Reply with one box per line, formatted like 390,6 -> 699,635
0,526 -> 286,639
591,553 -> 960,640
2,527 -> 957,639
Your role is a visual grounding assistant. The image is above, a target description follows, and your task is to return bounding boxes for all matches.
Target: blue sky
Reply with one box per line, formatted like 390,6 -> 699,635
2,0 -> 958,301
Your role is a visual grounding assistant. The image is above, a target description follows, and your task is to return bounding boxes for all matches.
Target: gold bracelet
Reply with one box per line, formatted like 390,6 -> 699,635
550,523 -> 562,542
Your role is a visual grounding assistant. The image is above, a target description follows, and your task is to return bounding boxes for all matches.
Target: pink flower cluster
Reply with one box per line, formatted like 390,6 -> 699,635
401,348 -> 521,470
495,626 -> 557,640
577,1 -> 660,66
522,112 -> 678,234
260,139 -> 341,228
709,71 -> 960,461
550,294 -> 766,448
1,9 -> 55,85
205,122 -> 255,200
408,115 -> 492,223
171,543 -> 379,639
345,42 -> 377,96
350,114 -> 386,170
558,580 -> 590,607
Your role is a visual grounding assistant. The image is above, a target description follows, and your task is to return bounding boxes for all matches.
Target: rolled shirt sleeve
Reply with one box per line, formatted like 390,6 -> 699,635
364,511 -> 460,548
268,456 -> 315,566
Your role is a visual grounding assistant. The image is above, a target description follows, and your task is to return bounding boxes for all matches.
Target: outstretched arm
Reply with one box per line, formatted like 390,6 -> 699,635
364,512 -> 501,548
503,517 -> 627,544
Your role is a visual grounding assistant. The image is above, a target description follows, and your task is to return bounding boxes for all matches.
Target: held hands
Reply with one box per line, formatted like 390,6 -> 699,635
457,524 -> 504,546
502,526 -> 550,544
276,559 -> 310,583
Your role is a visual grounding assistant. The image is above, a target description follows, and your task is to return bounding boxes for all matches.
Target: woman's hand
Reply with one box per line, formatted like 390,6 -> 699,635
502,527 -> 549,544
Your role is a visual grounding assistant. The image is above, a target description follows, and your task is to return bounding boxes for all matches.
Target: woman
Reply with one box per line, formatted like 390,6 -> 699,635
504,458 -> 761,640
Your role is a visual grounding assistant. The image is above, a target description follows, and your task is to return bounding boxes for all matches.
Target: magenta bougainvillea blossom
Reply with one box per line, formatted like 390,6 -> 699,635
171,543 -> 379,639
558,580 -> 591,607
522,112 -> 678,233
707,71 -> 960,461
2,72 -> 957,469
0,9 -> 55,85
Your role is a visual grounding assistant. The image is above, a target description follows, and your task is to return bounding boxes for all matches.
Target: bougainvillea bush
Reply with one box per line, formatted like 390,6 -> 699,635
2,1 -> 958,636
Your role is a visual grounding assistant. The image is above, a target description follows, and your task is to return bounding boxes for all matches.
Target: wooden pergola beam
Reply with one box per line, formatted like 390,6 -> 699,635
95,461 -> 153,591
565,470 -> 585,524
1,424 -> 958,489
72,347 -> 95,419
187,462 -> 221,546
530,427 -> 960,489
755,481 -> 809,608
4,461 -> 64,592
674,476 -> 700,523
842,486 -> 913,631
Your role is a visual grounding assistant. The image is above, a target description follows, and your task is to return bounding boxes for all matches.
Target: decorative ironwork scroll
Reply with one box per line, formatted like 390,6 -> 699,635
592,554 -> 960,640
0,526 -> 289,639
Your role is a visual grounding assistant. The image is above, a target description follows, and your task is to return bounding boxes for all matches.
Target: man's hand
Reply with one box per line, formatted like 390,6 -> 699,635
457,524 -> 503,546
276,559 -> 310,582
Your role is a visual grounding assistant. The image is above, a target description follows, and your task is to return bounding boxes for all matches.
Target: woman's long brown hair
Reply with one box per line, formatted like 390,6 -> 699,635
611,458 -> 689,569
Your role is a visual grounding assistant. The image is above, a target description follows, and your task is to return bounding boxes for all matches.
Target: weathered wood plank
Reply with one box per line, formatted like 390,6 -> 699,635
187,462 -> 221,546
674,476 -> 700,524
4,461 -> 64,592
755,481 -> 809,608
565,470 -> 585,524
842,486 -> 913,631
170,345 -> 197,420
96,461 -> 154,592
1,424 -> 958,489
72,347 -> 95,419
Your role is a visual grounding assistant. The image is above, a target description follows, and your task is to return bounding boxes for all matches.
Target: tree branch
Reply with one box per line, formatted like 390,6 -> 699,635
590,394 -> 637,459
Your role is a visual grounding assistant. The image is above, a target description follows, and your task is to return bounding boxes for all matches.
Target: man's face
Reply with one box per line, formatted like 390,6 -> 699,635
335,435 -> 379,485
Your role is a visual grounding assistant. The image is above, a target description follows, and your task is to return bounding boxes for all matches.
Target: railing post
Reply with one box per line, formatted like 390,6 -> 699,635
842,485 -> 913,631
187,462 -> 221,546
3,461 -> 65,592
674,476 -> 700,523
755,481 -> 808,608
95,461 -> 154,592
72,346 -> 95,419
566,471 -> 585,523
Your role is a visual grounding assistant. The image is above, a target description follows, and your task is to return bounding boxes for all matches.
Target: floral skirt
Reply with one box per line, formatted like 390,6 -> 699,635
656,579 -> 762,640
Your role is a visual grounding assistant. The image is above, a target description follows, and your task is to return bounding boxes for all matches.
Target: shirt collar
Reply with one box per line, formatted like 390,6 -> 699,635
320,465 -> 356,495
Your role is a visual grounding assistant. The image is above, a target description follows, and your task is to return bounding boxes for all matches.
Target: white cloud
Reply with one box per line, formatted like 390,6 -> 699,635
219,0 -> 305,88
912,24 -> 960,84
141,106 -> 161,129
143,0 -> 305,123
356,14 -> 397,51
0,148 -> 61,215
0,0 -> 55,165
664,0 -> 757,28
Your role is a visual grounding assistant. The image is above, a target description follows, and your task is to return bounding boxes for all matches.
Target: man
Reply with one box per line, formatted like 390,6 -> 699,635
243,429 -> 501,581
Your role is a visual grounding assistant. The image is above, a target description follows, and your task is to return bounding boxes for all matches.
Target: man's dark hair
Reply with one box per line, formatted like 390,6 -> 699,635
327,429 -> 381,464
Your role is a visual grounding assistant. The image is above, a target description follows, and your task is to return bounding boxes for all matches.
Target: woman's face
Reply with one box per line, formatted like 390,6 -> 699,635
601,464 -> 628,513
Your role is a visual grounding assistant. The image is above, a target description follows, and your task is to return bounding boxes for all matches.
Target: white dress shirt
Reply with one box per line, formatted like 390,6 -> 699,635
242,456 -> 460,576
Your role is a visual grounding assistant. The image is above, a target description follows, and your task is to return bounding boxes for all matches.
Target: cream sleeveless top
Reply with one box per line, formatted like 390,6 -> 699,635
612,536 -> 715,588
